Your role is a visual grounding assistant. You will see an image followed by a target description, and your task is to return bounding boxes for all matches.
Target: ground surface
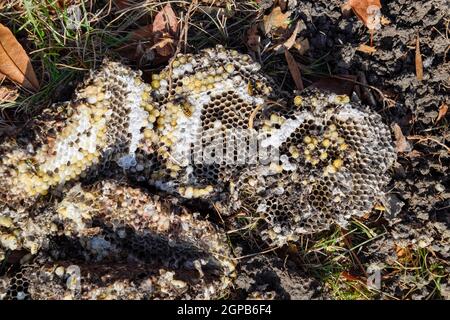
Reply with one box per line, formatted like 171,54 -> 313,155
0,0 -> 449,299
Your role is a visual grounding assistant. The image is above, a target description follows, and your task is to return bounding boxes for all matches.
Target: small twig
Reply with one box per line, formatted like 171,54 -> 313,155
247,99 -> 283,129
329,75 -> 396,108
340,227 -> 368,277
248,104 -> 263,129
167,0 -> 198,99
407,135 -> 450,152
232,246 -> 279,261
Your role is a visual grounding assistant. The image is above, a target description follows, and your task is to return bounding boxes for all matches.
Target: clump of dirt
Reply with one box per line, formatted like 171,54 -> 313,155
232,254 -> 327,300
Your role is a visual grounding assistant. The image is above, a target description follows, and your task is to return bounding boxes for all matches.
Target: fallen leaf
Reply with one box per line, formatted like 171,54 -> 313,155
153,3 -> 178,36
282,20 -> 302,50
436,103 -> 448,123
341,271 -> 361,282
293,37 -> 310,55
151,36 -> 176,57
263,6 -> 291,35
0,23 -> 40,91
116,4 -> 179,65
391,123 -> 412,153
245,24 -> 260,53
406,150 -> 423,158
357,43 -> 377,54
341,3 -> 353,18
415,34 -> 423,81
152,4 -> 178,59
284,49 -> 303,90
347,0 -> 382,31
0,86 -> 19,102
310,75 -> 357,97
381,15 -> 391,25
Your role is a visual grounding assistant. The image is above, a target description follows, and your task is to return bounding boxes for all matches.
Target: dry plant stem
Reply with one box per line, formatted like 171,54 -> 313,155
167,0 -> 198,98
330,75 -> 396,108
340,227 -> 368,277
248,99 -> 284,129
407,135 -> 450,153
232,246 -> 279,261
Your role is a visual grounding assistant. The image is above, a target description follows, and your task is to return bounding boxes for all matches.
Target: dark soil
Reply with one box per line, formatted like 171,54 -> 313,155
232,0 -> 449,300
1,0 -> 449,300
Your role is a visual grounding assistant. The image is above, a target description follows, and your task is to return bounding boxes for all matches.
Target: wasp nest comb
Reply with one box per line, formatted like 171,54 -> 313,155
1,180 -> 235,300
1,45 -> 396,281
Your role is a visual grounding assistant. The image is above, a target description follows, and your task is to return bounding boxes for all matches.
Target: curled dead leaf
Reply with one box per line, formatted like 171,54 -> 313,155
263,6 -> 291,35
415,34 -> 423,81
116,4 -> 179,65
0,86 -> 19,102
280,20 -> 302,50
0,23 -> 40,91
436,103 -> 448,123
245,24 -> 260,53
284,49 -> 303,90
153,3 -> 178,36
346,0 -> 382,31
391,123 -> 412,153
357,43 -> 377,54
152,4 -> 179,59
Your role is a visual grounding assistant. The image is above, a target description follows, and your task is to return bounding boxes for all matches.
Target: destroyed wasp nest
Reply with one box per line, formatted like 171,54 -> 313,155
1,45 -> 396,299
1,181 -> 235,300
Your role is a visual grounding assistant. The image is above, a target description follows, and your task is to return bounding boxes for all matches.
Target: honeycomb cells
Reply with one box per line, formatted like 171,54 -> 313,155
0,60 -> 153,206
0,46 -> 397,267
234,90 -> 396,244
1,181 -> 235,300
134,45 -> 273,195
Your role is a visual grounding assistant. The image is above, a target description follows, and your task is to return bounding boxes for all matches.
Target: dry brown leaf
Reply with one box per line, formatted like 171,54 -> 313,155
116,4 -> 179,65
357,43 -> 377,54
0,86 -> 19,102
263,6 -> 291,35
153,4 -> 178,36
0,23 -> 40,91
415,34 -> 423,81
284,49 -> 303,90
436,103 -> 448,123
391,123 -> 412,153
310,75 -> 357,97
152,36 -> 176,57
245,24 -> 260,53
381,15 -> 391,25
341,271 -> 361,282
293,37 -> 310,55
282,20 -> 302,50
152,4 -> 178,59
347,0 -> 382,30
